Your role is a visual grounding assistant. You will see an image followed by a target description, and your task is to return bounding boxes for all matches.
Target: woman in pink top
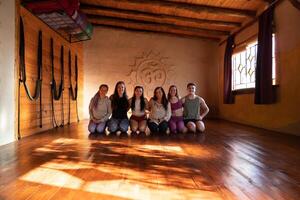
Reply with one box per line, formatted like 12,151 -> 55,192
167,85 -> 187,134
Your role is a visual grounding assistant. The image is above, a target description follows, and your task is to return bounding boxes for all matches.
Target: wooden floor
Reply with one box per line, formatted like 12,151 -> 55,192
1,120 -> 300,200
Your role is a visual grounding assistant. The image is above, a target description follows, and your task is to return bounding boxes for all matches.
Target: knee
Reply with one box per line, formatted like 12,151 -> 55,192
199,126 -> 205,132
169,121 -> 177,133
96,123 -> 106,133
148,123 -> 158,132
187,122 -> 196,132
88,126 -> 96,133
120,125 -> 128,132
88,122 -> 96,133
139,123 -> 147,132
108,125 -> 117,133
197,122 -> 205,132
159,122 -> 168,133
120,120 -> 129,132
131,125 -> 138,132
130,121 -> 138,132
177,122 -> 186,133
108,120 -> 118,132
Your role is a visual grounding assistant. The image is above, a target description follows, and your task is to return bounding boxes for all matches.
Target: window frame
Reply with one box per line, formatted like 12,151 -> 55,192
231,34 -> 279,95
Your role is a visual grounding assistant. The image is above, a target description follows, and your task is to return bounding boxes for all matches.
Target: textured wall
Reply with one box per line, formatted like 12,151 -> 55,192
217,1 -> 300,135
0,0 -> 16,145
83,28 -> 219,119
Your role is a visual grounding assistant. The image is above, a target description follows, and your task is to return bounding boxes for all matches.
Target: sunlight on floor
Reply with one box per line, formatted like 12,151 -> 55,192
137,144 -> 183,153
20,167 -> 83,189
84,179 -> 222,200
19,137 -> 223,199
19,161 -> 222,200
34,138 -> 218,159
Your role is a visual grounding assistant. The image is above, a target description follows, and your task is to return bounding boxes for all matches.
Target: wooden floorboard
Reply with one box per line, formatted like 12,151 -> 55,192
0,119 -> 300,200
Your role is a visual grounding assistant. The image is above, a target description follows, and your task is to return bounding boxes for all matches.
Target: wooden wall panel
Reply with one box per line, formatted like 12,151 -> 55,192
19,7 -> 84,137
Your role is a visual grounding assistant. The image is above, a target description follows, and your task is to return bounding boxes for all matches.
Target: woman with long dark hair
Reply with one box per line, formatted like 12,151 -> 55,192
129,86 -> 149,135
148,87 -> 171,135
107,81 -> 130,135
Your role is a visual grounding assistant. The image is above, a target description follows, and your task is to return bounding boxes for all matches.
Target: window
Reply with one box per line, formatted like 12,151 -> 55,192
232,34 -> 276,91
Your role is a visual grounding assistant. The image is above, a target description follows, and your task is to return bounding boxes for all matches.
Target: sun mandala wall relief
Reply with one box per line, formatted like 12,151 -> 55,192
127,51 -> 176,98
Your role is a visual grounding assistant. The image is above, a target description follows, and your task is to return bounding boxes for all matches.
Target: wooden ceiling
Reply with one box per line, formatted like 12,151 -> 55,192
79,0 -> 270,41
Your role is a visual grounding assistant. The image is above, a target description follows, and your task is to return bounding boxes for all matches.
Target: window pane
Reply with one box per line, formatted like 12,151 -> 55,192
231,35 -> 276,91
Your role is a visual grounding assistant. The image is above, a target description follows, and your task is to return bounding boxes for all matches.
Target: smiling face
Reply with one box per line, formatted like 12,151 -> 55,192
169,86 -> 177,97
187,85 -> 196,95
155,88 -> 163,100
117,83 -> 125,97
134,87 -> 143,98
99,86 -> 108,97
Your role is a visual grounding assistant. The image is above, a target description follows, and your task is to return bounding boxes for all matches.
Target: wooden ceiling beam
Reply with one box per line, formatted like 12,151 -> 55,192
92,24 -> 220,41
219,0 -> 283,45
80,0 -> 257,19
87,15 -> 229,37
88,16 -> 222,41
163,0 -> 270,6
81,5 -> 239,32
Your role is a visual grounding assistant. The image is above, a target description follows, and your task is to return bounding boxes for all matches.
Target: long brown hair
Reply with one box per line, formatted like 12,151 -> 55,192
167,85 -> 179,100
131,86 -> 146,111
153,87 -> 168,110
111,81 -> 128,109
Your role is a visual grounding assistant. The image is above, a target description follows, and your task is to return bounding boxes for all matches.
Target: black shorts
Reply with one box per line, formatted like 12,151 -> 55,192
184,119 -> 201,125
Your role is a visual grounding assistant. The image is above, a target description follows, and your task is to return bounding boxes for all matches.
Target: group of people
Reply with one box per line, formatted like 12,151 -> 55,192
88,81 -> 209,136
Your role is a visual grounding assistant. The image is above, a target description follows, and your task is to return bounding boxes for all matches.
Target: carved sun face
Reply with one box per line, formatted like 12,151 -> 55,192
138,60 -> 166,86
128,51 -> 175,98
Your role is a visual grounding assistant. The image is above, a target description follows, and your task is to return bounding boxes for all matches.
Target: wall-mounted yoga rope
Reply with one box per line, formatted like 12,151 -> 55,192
50,38 -> 65,128
68,50 -> 79,124
18,17 -> 43,139
18,16 -> 81,140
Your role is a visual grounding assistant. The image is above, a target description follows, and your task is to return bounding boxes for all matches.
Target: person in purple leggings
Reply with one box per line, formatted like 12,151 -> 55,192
167,85 -> 187,134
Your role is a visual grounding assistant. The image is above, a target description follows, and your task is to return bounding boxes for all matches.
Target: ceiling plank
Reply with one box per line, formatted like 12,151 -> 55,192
89,16 -> 222,41
80,0 -> 257,19
81,5 -> 241,31
163,0 -> 269,9
87,15 -> 229,36
93,24 -> 220,41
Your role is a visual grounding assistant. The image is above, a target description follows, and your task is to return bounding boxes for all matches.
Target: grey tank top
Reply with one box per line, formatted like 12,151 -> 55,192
183,97 -> 200,120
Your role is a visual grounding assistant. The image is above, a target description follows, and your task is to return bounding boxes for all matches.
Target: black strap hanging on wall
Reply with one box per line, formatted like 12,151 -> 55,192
68,50 -> 79,124
50,39 -> 64,100
50,38 -> 65,128
60,46 -> 65,127
19,17 -> 43,101
69,53 -> 78,101
60,45 -> 65,126
38,30 -> 43,128
18,17 -> 43,139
